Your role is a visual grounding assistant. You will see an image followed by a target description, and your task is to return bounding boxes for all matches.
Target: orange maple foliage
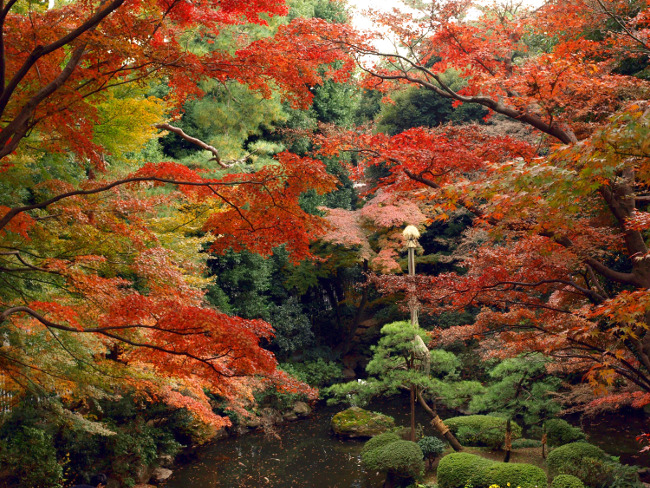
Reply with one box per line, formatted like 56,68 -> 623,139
0,0 -> 343,424
305,0 -> 650,414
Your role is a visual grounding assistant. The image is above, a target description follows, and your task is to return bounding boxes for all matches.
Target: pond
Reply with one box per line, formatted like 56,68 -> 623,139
164,403 -> 383,488
165,398 -> 650,487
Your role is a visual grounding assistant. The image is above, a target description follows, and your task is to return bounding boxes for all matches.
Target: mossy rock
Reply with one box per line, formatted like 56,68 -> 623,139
437,452 -> 494,488
330,407 -> 395,438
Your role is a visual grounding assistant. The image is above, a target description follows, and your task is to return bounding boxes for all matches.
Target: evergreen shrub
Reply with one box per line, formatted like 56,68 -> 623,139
444,415 -> 522,449
512,438 -> 543,448
361,436 -> 425,481
544,419 -> 585,446
280,358 -> 343,388
361,432 -> 401,457
476,461 -> 547,488
0,425 -> 63,488
546,442 -> 643,488
436,452 -> 494,488
551,474 -> 586,488
418,436 -> 446,461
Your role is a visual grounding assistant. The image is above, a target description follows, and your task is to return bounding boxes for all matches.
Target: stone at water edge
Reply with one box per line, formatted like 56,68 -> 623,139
150,467 -> 173,484
293,401 -> 312,417
330,406 -> 395,438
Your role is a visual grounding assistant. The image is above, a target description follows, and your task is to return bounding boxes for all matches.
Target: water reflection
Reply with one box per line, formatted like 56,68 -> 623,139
166,404 -> 385,488
166,399 -> 650,487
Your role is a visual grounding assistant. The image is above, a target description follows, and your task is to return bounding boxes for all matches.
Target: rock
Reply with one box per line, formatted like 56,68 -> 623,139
293,401 -> 312,418
157,454 -> 174,468
260,407 -> 284,425
213,427 -> 229,440
330,406 -> 395,438
284,411 -> 298,421
150,467 -> 173,484
228,423 -> 250,436
242,415 -> 263,429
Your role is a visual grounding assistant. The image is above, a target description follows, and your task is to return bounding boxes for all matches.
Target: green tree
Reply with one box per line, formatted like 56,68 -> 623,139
326,321 -> 479,447
469,354 -> 561,461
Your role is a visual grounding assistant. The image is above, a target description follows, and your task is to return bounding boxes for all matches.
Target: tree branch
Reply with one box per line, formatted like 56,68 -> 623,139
0,44 -> 88,159
350,46 -> 577,143
0,0 -> 125,117
0,306 -> 235,377
0,174 -> 267,232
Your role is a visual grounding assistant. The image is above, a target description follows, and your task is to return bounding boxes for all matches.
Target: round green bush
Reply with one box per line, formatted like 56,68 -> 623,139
551,474 -> 586,488
418,436 -> 446,460
361,432 -> 401,457
444,415 -> 522,449
437,452 -> 494,488
362,439 -> 424,480
544,419 -> 585,447
547,442 -> 611,488
477,462 -> 547,488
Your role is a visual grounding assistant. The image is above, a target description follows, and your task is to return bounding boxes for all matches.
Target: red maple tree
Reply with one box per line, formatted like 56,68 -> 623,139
0,0 -> 347,423
308,0 -> 650,412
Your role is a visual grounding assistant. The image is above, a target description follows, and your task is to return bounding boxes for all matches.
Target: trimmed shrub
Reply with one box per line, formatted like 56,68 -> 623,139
552,474 -> 586,488
362,432 -> 402,457
512,438 -> 543,448
477,462 -> 547,488
437,452 -> 494,488
546,442 -> 640,488
418,436 -> 446,460
544,419 -> 585,446
444,415 -> 522,449
362,438 -> 425,480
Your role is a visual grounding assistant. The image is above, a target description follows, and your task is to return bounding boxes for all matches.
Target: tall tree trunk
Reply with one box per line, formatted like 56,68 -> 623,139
410,385 -> 416,441
417,390 -> 463,451
503,418 -> 512,462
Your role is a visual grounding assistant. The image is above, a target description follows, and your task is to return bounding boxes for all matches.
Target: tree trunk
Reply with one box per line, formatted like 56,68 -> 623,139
410,385 -> 416,441
417,390 -> 463,451
503,418 -> 512,462
383,472 -> 398,488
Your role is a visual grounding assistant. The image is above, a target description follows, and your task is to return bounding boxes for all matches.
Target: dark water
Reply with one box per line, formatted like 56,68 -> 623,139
164,404 -> 384,488
165,398 -> 430,488
579,408 -> 650,468
166,399 -> 650,487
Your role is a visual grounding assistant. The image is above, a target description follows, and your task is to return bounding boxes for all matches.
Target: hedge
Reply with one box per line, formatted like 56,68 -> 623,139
546,442 -> 630,488
361,434 -> 424,481
437,452 -> 494,488
476,461 -> 547,488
